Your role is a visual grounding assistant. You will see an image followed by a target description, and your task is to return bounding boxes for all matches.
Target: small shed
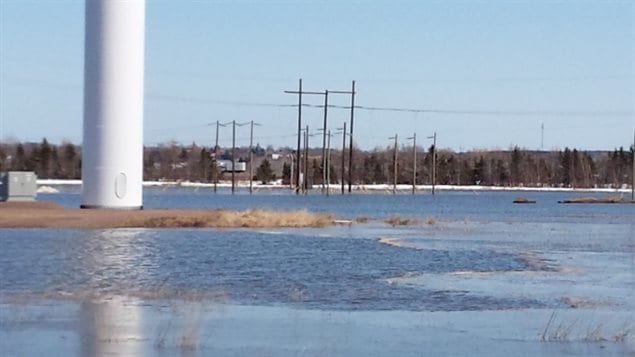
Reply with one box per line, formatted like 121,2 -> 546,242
0,171 -> 38,202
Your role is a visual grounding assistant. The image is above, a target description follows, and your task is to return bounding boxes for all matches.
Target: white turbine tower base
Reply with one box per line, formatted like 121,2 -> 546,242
81,0 -> 145,209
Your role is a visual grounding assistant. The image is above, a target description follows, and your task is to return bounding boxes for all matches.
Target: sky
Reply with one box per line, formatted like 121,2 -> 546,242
1,0 -> 634,151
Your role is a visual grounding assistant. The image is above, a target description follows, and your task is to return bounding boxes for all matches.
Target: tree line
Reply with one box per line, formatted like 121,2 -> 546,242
0,139 -> 633,189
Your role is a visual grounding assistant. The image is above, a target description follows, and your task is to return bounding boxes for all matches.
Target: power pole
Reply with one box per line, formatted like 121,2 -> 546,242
213,121 -> 229,193
285,82 -> 354,195
428,132 -> 437,195
632,126 -> 634,200
348,80 -> 356,193
326,129 -> 331,196
304,125 -> 310,194
389,134 -> 398,194
284,79 -> 303,195
407,133 -> 417,195
320,88 -> 355,195
321,90 -> 329,194
248,121 -> 261,195
231,120 -> 236,194
339,122 -> 347,195
230,121 -> 249,194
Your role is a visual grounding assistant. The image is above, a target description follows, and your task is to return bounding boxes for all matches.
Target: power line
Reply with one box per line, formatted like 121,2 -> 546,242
145,93 -> 632,118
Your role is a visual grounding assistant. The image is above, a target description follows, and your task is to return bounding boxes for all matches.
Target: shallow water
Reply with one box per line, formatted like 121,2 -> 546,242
40,186 -> 635,223
1,189 -> 634,356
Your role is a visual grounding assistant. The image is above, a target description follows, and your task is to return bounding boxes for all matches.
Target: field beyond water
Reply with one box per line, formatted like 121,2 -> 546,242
1,186 -> 634,356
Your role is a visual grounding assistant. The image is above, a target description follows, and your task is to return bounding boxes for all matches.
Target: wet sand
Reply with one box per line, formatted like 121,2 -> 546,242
0,201 -> 335,228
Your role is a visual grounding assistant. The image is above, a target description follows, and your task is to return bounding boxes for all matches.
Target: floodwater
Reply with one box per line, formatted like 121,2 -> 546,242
1,187 -> 634,356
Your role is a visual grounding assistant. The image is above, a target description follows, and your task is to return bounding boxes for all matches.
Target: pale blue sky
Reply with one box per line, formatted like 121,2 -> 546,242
1,0 -> 634,150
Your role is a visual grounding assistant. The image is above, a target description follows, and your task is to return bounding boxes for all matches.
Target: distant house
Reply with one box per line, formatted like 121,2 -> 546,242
217,160 -> 246,173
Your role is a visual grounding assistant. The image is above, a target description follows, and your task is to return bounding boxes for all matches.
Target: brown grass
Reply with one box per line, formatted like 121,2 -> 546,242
558,195 -> 635,204
0,202 -> 335,228
385,216 -> 420,226
513,196 -> 536,204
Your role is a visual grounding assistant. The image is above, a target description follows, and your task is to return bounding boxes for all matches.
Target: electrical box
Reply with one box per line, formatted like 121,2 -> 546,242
0,171 -> 38,202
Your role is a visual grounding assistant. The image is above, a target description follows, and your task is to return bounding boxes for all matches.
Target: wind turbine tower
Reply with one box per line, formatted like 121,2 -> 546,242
81,0 -> 145,209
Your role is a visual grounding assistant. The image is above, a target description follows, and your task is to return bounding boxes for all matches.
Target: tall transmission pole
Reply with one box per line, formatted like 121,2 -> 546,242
285,82 -> 338,194
389,134 -> 398,195
284,79 -> 303,195
230,121 -> 249,194
213,121 -> 229,193
248,120 -> 261,195
428,132 -> 437,195
337,123 -> 347,195
326,129 -> 332,196
304,125 -> 310,194
348,80 -> 356,193
285,81 -> 354,195
407,133 -> 417,195
231,120 -> 236,194
321,90 -> 329,194
320,88 -> 355,195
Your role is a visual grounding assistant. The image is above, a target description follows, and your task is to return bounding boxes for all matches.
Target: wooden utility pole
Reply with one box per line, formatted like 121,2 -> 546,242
348,80 -> 356,193
213,121 -> 229,193
231,120 -> 236,194
321,90 -> 329,194
285,81 -> 354,195
407,133 -> 417,195
428,132 -> 437,195
230,121 -> 249,194
284,79 -> 303,195
326,130 -> 331,196
389,134 -> 398,194
303,125 -> 309,194
340,122 -> 347,195
248,121 -> 261,194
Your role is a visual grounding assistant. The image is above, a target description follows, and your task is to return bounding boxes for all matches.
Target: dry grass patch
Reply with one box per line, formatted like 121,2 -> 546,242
0,202 -> 336,228
132,209 -> 335,228
385,216 -> 420,226
559,195 -> 634,204
513,196 -> 536,204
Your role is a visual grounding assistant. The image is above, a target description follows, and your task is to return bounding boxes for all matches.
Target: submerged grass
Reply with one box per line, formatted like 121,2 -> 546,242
541,310 -> 633,343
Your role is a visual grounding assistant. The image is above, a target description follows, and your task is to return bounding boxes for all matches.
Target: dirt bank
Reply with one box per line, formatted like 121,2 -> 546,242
0,201 -> 335,228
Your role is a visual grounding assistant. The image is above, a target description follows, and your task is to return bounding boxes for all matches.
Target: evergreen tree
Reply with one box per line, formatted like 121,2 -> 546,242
255,159 -> 274,183
471,157 -> 486,185
510,146 -> 522,185
282,162 -> 291,184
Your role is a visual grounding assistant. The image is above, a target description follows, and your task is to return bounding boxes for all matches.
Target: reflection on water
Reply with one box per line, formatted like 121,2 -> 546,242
1,227 -> 549,311
77,231 -> 146,356
82,229 -> 153,292
80,297 -> 143,357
